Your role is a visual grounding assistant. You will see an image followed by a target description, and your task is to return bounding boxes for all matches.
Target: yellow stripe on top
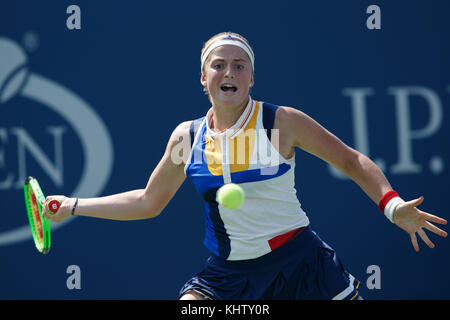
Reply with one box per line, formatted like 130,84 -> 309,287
204,99 -> 258,176
205,134 -> 223,176
228,101 -> 259,173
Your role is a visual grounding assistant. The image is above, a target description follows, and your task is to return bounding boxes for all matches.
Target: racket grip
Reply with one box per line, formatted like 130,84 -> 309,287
47,200 -> 61,214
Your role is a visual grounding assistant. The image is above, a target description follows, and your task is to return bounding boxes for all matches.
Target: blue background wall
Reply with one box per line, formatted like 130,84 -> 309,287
1,0 -> 449,299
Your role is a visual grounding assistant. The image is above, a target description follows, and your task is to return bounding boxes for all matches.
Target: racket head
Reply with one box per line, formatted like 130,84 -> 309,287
24,176 -> 51,254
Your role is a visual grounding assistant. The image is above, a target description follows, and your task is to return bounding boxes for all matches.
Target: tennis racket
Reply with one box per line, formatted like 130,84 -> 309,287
24,176 -> 60,254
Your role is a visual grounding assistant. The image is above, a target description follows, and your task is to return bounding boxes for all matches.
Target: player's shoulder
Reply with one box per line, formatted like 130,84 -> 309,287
273,105 -> 309,128
174,120 -> 193,134
170,117 -> 206,145
174,115 -> 206,138
168,120 -> 192,144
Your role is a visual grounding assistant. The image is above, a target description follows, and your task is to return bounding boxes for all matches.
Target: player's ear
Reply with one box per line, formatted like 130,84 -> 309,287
249,72 -> 254,88
200,72 -> 207,87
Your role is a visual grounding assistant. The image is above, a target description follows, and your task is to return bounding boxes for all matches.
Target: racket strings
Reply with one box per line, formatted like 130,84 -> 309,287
30,191 -> 44,240
24,181 -> 47,253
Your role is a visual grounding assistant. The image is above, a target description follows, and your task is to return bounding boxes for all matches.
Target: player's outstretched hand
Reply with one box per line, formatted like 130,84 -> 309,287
393,196 -> 447,252
42,196 -> 74,223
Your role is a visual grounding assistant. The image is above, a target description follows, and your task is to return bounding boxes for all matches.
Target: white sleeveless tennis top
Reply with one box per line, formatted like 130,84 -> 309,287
185,97 -> 310,260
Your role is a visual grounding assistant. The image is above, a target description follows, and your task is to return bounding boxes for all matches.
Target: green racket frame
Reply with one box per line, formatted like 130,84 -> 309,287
24,176 -> 51,254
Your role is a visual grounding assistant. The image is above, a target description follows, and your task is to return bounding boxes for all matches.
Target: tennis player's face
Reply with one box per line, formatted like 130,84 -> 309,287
201,45 -> 254,107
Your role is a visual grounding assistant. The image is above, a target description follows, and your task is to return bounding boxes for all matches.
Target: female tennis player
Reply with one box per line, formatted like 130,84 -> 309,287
42,32 -> 447,300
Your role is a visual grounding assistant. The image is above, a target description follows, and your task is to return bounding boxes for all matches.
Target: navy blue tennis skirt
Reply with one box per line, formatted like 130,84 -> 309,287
179,226 -> 360,300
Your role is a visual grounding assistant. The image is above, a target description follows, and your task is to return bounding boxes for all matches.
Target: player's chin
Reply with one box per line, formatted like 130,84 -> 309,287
216,89 -> 246,104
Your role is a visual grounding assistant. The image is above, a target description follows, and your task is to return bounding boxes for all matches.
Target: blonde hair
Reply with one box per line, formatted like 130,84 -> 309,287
201,32 -> 254,97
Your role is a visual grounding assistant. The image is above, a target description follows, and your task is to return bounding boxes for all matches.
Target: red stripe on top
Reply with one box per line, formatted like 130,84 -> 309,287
268,227 -> 306,251
31,192 -> 43,239
230,100 -> 254,137
378,190 -> 399,212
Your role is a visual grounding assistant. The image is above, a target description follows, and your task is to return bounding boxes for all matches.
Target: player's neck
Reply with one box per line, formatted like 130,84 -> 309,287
210,97 -> 249,133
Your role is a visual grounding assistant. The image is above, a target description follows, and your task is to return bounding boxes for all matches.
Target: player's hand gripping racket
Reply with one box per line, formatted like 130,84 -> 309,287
24,176 -> 60,254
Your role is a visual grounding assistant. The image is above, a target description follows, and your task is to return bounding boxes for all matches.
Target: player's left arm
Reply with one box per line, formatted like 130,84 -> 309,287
276,106 -> 447,251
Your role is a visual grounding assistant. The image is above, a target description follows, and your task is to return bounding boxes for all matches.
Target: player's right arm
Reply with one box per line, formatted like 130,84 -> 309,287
42,121 -> 192,222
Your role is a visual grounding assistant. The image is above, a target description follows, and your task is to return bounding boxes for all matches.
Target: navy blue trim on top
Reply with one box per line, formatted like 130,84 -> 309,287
203,187 -> 231,258
189,116 -> 205,147
230,163 -> 291,184
262,102 -> 279,142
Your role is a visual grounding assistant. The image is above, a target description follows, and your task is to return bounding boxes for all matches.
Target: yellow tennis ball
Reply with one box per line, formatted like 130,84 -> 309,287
216,183 -> 245,210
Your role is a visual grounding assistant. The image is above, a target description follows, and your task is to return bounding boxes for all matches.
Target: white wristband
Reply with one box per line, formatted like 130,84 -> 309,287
384,197 -> 405,223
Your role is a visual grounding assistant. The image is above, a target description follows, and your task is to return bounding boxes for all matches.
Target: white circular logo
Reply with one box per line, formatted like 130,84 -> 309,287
0,36 -> 114,247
